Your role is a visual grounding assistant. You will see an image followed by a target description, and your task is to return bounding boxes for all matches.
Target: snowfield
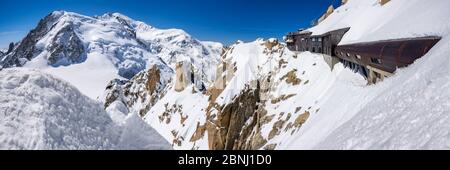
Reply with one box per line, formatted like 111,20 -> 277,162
0,68 -> 171,150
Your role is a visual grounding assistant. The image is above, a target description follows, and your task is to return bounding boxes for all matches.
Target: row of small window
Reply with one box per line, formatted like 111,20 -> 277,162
339,52 -> 382,64
300,37 -> 322,42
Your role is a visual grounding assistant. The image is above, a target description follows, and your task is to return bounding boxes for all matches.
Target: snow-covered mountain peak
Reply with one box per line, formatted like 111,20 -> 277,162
101,12 -> 134,21
1,11 -> 222,100
96,12 -> 141,29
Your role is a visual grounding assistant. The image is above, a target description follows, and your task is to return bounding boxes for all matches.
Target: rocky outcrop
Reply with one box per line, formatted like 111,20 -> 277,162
264,38 -> 279,51
47,24 -> 85,66
203,72 -> 286,150
174,60 -> 207,92
174,61 -> 193,92
342,0 -> 348,5
318,5 -> 335,23
280,69 -> 301,85
206,82 -> 261,150
379,0 -> 390,6
6,42 -> 14,54
293,111 -> 310,128
104,79 -> 128,110
104,65 -> 168,117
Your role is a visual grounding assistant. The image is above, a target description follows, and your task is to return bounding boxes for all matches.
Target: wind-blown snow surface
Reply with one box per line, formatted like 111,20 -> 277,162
0,68 -> 171,150
18,11 -> 221,100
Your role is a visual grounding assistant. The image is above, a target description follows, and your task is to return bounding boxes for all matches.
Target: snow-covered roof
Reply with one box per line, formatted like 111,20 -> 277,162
308,0 -> 450,45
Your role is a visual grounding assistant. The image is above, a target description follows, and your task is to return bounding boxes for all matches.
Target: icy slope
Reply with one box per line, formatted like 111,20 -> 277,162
1,11 -> 221,100
0,68 -> 171,150
309,0 -> 450,44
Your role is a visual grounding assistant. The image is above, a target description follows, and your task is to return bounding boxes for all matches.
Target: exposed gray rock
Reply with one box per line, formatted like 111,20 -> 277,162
206,82 -> 261,150
6,42 -> 14,54
46,24 -> 85,66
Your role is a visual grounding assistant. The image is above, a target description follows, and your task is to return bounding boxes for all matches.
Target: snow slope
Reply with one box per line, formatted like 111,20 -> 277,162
0,68 -> 171,150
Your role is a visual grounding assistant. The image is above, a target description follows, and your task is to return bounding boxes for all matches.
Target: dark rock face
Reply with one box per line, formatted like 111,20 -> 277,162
7,42 -> 14,54
0,12 -> 62,67
47,24 -> 85,66
104,79 -> 128,109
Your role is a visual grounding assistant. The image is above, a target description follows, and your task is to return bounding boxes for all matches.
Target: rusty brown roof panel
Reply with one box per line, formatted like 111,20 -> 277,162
335,36 -> 441,73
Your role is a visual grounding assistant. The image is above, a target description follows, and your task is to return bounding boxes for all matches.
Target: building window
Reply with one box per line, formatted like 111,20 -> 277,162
318,38 -> 322,42
312,38 -> 316,42
371,58 -> 382,64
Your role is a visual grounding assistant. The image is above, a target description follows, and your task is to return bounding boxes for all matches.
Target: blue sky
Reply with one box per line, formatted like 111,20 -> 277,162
0,0 -> 341,48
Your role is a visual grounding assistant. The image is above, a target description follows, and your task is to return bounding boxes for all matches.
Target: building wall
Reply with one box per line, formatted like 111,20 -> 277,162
287,27 -> 349,56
